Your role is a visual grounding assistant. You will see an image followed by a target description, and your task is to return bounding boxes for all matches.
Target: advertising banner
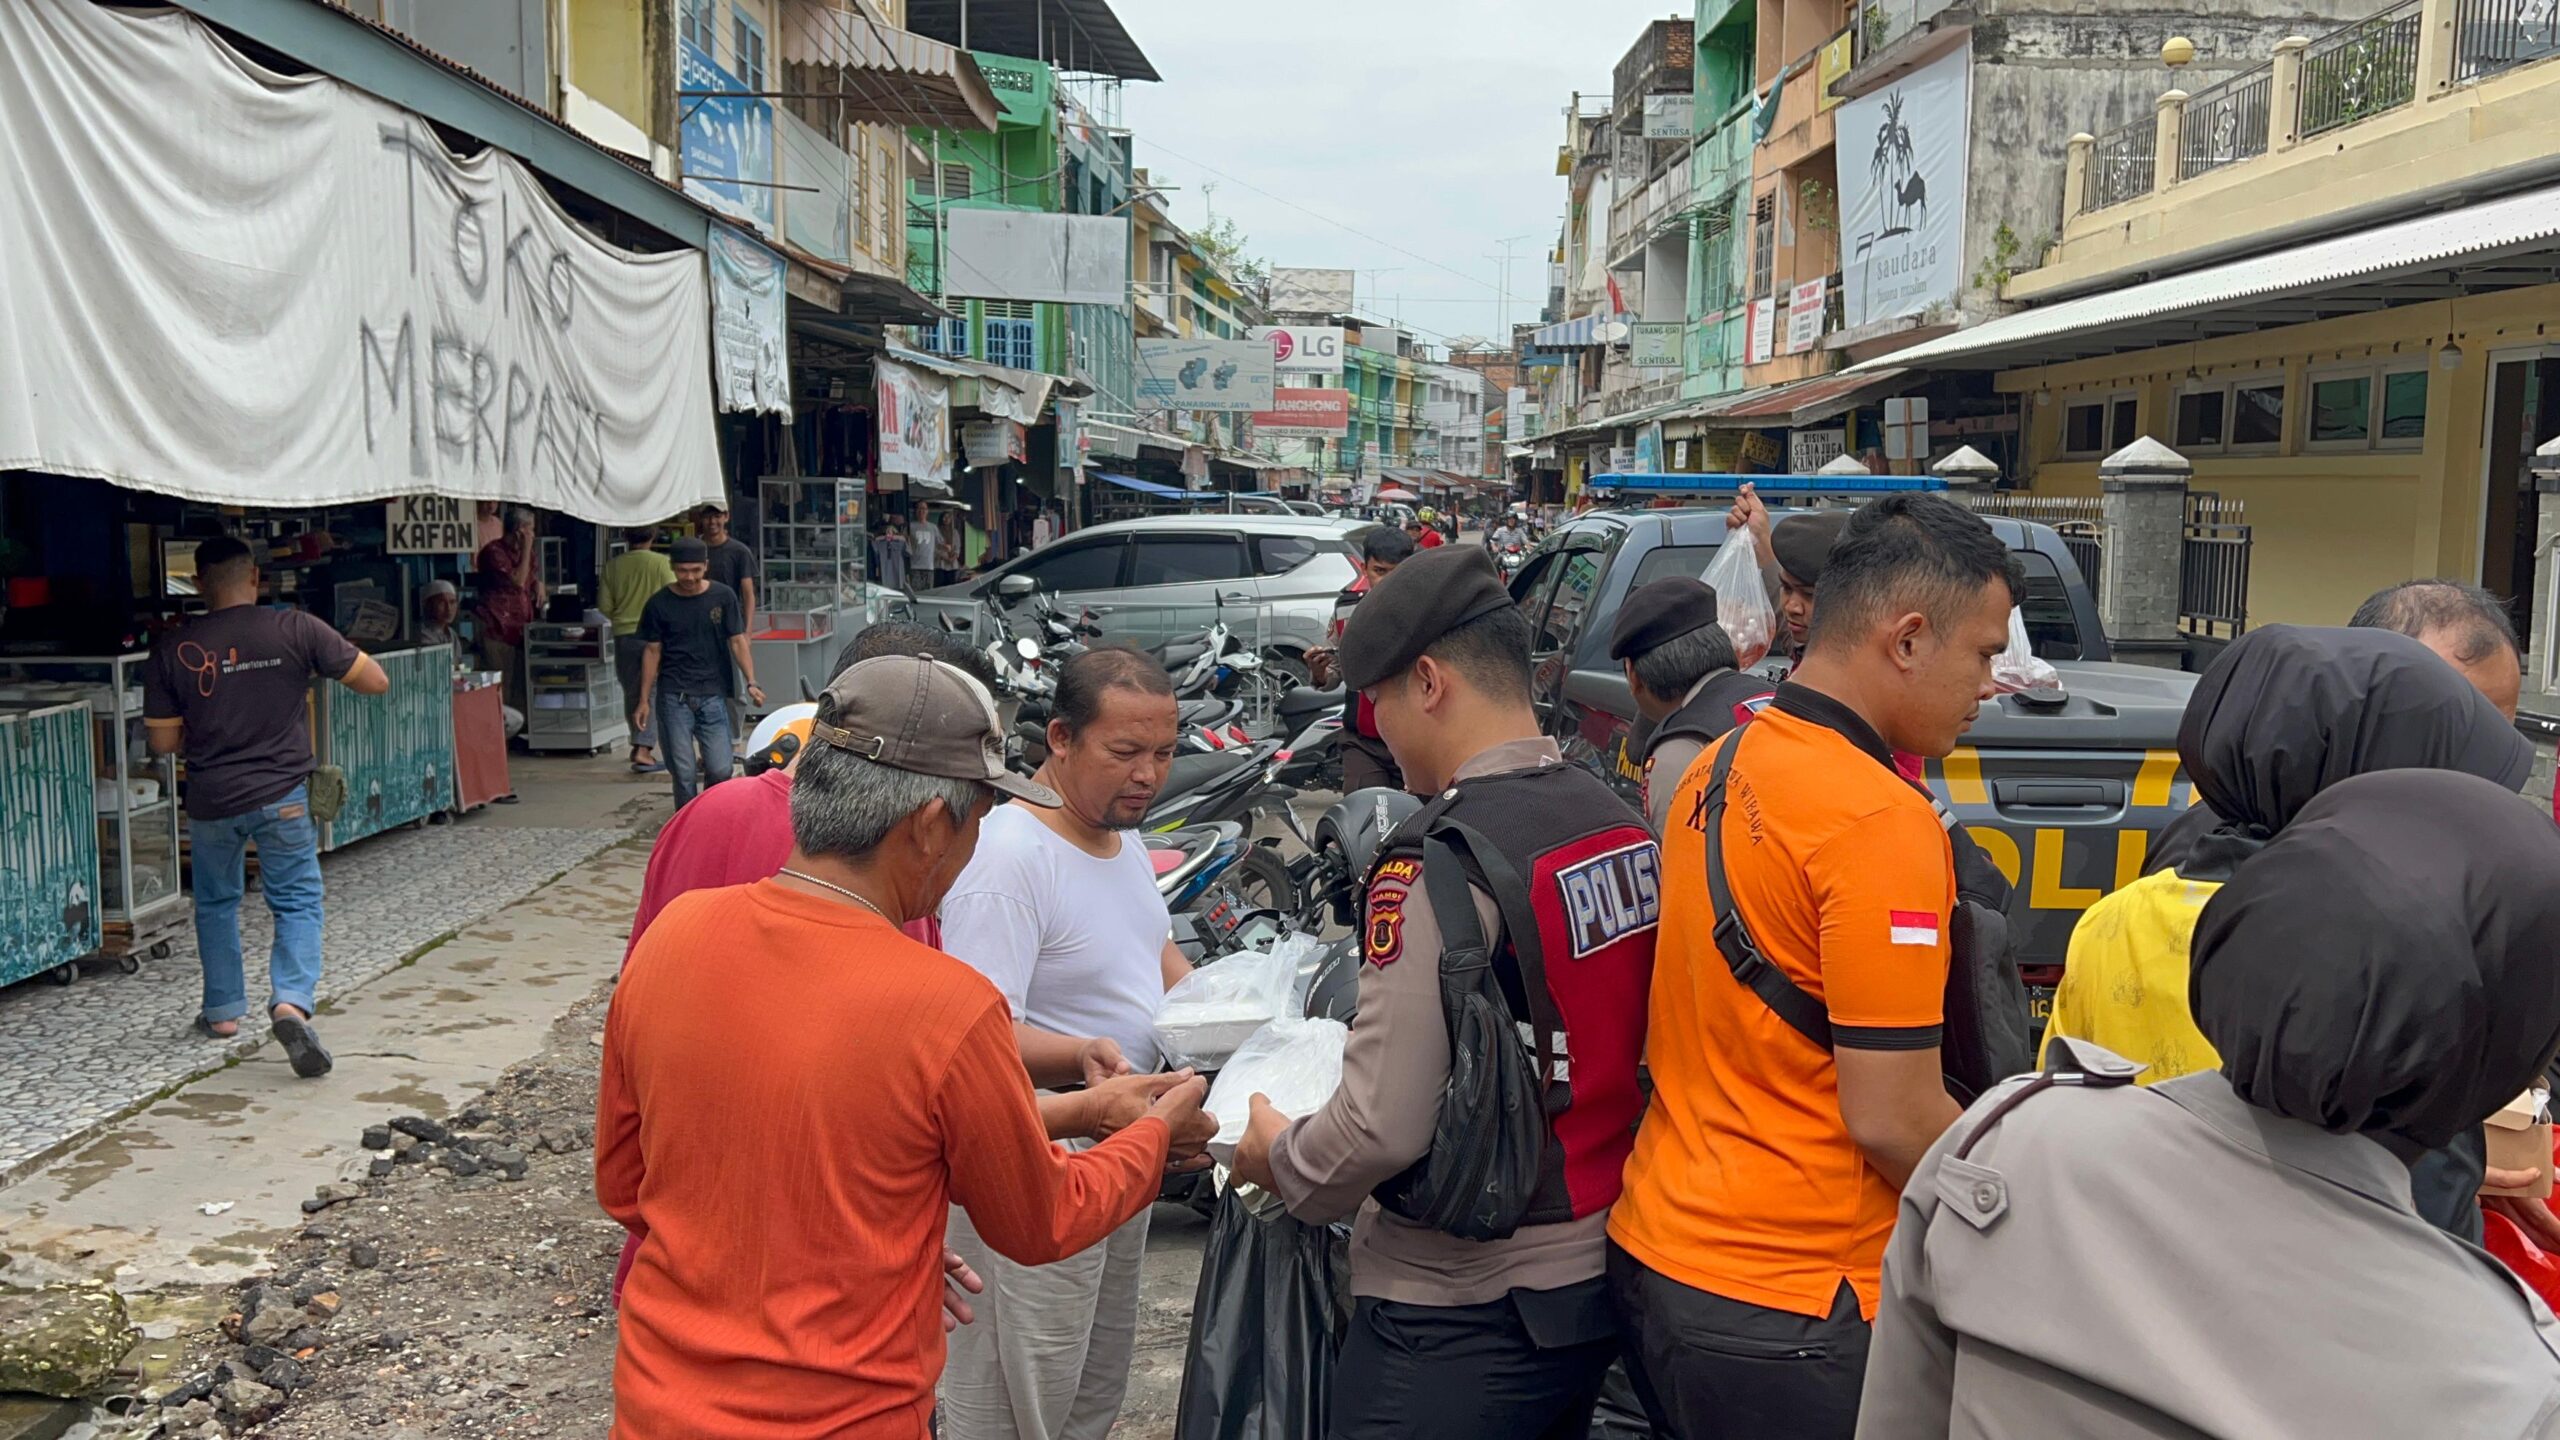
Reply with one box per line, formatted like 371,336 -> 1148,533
679,38 -> 774,234
1817,31 -> 1855,113
1136,339 -> 1276,413
1747,299 -> 1776,364
963,418 -> 1027,469
1505,388 -> 1529,442
1783,276 -> 1828,356
876,359 -> 953,482
1250,387 -> 1350,438
1789,428 -> 1847,472
0,0 -> 723,524
1630,321 -> 1684,369
1838,44 -> 1971,330
1249,325 -> 1346,375
709,229 -> 791,417
944,210 -> 1129,307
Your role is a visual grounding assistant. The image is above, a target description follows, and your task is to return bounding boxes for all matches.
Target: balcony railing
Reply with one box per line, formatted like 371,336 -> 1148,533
2455,0 -> 2560,81
2180,64 -> 2272,178
2298,0 -> 2422,138
2085,120 -> 2156,212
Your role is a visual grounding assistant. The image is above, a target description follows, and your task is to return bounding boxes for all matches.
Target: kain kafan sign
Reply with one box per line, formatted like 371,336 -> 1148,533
1837,45 -> 1970,332
386,496 -> 475,553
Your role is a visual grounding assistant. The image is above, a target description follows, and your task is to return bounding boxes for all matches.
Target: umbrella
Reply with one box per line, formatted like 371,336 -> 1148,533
1376,487 -> 1420,502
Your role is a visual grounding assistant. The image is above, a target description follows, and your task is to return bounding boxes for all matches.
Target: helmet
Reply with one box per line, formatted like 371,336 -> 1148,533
1419,507 -> 1438,522
744,703 -> 817,775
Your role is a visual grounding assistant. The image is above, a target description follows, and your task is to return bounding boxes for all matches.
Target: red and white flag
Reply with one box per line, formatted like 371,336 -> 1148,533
1888,910 -> 1941,947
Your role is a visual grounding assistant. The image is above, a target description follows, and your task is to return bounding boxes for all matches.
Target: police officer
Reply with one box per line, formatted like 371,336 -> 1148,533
1727,483 -> 1851,664
1232,545 -> 1658,1440
1307,526 -> 1418,793
1610,576 -> 1775,838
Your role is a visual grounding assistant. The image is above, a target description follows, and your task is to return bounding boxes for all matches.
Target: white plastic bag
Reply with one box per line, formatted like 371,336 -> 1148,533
1991,606 -> 2060,693
1156,938 -> 1308,1071
1204,1017 -> 1349,1166
1702,536 -> 1775,669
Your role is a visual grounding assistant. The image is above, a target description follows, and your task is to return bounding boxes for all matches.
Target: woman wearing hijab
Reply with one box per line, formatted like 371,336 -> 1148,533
2042,624 -> 2530,1084
1857,771 -> 2560,1440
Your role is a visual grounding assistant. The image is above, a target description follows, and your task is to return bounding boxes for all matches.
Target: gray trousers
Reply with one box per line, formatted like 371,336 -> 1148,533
940,1197 -> 1151,1440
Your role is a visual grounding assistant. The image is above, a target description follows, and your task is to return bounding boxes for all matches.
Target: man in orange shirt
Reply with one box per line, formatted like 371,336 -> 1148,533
598,655 -> 1209,1439
1609,494 -> 2018,1439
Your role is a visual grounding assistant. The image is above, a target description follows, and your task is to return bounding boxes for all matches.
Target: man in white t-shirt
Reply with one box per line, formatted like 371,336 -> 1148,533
910,512 -> 943,590
938,646 -> 1190,1440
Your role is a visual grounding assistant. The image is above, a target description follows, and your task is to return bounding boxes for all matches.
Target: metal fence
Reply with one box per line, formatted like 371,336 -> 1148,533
2454,0 -> 2560,82
2180,65 -> 2274,179
2180,493 -> 2253,639
2298,0 -> 2423,138
2083,120 -> 2156,214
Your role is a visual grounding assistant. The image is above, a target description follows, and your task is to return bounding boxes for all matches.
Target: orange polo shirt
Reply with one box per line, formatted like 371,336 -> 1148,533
597,880 -> 1170,1439
1611,686 -> 1953,1320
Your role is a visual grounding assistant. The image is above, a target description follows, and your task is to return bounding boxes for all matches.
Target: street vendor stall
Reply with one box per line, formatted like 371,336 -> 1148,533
314,643 -> 457,852
748,477 -> 866,720
0,700 -> 103,987
0,655 -> 186,965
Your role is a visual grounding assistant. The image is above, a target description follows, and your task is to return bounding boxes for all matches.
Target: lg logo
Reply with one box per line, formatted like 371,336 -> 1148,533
1270,330 -> 1296,363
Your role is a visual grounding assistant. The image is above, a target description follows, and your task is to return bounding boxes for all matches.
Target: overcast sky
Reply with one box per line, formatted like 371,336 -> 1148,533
1106,0 -> 1677,353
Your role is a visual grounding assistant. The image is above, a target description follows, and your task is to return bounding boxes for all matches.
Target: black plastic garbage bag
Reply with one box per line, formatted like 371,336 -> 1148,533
1173,1188 -> 1351,1440
1588,1359 -> 1654,1440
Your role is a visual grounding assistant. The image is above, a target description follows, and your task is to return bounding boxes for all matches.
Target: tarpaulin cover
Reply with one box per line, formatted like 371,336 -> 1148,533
0,0 -> 725,524
1173,1188 -> 1350,1440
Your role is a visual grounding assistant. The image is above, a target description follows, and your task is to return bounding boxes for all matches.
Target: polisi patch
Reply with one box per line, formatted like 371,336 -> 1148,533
1554,841 -> 1661,959
1365,877 -> 1411,967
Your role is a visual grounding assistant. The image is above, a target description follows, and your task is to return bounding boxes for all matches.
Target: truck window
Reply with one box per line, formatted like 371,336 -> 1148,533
2015,550 -> 2086,660
1539,550 -> 1605,654
1628,544 -> 1721,590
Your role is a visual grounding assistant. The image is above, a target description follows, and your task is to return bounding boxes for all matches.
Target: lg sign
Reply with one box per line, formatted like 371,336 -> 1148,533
1252,325 -> 1344,376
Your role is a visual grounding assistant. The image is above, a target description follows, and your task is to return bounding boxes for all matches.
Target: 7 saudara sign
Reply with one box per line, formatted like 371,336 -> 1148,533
1837,45 -> 1970,331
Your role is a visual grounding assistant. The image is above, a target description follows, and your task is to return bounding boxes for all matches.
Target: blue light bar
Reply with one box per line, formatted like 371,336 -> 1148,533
1586,472 -> 1947,495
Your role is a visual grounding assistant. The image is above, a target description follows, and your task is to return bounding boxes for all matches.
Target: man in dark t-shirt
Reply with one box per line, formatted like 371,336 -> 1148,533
144,536 -> 389,1077
638,537 -> 765,808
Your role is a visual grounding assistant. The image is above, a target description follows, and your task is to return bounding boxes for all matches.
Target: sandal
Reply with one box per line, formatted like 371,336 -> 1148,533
271,1012 -> 335,1079
193,1015 -> 240,1040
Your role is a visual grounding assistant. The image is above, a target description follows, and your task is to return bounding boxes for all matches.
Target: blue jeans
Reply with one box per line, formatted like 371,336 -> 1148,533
656,689 -> 733,807
190,783 -> 325,1024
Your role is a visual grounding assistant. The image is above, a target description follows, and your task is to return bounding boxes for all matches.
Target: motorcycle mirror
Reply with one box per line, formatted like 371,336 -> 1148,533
1016,637 -> 1040,660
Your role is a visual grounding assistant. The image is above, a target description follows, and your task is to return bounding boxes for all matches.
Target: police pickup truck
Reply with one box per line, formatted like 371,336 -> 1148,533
1511,481 -> 2198,1020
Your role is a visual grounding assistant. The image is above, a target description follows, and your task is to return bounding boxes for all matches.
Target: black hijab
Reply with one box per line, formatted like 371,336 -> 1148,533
2190,770 -> 2560,1157
2144,625 -> 2531,880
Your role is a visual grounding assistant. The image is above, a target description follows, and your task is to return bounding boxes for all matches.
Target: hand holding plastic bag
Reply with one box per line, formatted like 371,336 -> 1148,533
1702,536 -> 1775,669
1157,938 -> 1313,1071
1204,1017 -> 1349,1167
1991,606 -> 2060,693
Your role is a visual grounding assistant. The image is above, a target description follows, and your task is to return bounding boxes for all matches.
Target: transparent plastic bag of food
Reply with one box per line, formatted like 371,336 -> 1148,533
1702,535 -> 1775,669
1155,933 -> 1325,1071
1991,606 -> 2060,693
1204,1017 -> 1349,1167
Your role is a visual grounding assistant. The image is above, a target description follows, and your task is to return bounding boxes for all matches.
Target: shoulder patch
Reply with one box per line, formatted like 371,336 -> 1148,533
1374,856 -> 1420,886
1365,876 -> 1410,967
1554,839 -> 1661,958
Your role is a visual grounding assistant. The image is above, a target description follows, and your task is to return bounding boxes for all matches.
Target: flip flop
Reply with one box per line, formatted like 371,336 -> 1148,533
271,1013 -> 334,1079
193,1015 -> 239,1041
629,761 -> 666,775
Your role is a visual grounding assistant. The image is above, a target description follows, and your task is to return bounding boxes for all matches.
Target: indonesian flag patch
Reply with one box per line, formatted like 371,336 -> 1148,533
1888,910 -> 1941,947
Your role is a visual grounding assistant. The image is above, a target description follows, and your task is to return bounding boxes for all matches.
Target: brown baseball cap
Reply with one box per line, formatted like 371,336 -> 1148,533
810,655 -> 1061,807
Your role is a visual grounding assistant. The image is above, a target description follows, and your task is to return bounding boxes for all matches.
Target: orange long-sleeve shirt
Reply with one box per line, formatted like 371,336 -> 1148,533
597,879 -> 1171,1439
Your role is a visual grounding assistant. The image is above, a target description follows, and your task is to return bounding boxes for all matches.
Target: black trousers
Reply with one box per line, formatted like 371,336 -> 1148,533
1328,1281 -> 1620,1440
1606,1242 -> 1871,1440
1339,736 -> 1403,795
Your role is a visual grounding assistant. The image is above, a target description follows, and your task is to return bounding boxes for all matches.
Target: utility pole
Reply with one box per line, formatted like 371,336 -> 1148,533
1487,233 -> 1534,348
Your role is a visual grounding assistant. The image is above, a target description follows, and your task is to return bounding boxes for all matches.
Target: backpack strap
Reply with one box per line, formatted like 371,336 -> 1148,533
1702,731 -> 1834,1051
1423,817 -> 1570,1106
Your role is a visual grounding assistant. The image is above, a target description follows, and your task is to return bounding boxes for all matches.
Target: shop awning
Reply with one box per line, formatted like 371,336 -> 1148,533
1680,369 -> 1909,429
1096,472 -> 1194,500
778,4 -> 1002,132
882,345 -> 1047,421
1858,181 -> 2560,372
1530,312 -> 1634,350
904,0 -> 1161,82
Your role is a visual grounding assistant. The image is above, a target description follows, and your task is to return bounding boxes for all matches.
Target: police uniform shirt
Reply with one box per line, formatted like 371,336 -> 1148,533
1266,738 -> 1613,1306
1857,1043 -> 2560,1440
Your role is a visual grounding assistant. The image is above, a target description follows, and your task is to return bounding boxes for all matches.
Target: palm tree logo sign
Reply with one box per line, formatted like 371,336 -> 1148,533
1871,92 -> 1925,237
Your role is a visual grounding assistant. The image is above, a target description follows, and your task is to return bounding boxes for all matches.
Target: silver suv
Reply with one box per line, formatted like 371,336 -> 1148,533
914,514 -> 1370,684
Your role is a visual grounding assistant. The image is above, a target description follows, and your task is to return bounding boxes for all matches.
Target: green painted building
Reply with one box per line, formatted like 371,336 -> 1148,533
1685,0 -> 1757,400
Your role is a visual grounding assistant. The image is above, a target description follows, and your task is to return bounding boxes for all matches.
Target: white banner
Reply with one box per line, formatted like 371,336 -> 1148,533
943,210 -> 1130,307
709,230 -> 791,418
1249,326 -> 1346,375
1136,340 -> 1276,413
877,360 -> 953,483
0,0 -> 723,525
1748,299 -> 1776,365
1784,277 -> 1828,355
1505,388 -> 1528,442
1839,44 -> 1971,330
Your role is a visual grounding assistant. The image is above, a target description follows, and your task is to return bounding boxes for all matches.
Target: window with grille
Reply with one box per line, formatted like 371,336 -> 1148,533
934,164 -> 973,201
679,0 -> 716,55
984,303 -> 1035,370
921,315 -> 969,357
1750,192 -> 1776,299
732,12 -> 766,92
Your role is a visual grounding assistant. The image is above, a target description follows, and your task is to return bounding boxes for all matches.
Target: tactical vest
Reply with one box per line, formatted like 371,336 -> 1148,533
1368,761 -> 1659,1234
1640,669 -> 1778,764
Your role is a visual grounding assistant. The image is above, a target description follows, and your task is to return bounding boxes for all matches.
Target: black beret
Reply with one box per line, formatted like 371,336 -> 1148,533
1770,510 -> 1851,586
1609,577 -> 1720,661
1338,545 -> 1514,691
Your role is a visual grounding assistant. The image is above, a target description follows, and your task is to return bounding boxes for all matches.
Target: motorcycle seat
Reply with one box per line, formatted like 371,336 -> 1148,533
1276,684 -> 1345,724
1162,747 -> 1261,797
1157,640 -> 1212,667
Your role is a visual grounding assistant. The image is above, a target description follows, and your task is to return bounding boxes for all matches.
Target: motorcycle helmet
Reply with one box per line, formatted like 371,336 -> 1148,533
1418,507 -> 1438,523
744,703 -> 818,776
1315,786 -> 1426,928
1302,937 -> 1362,1023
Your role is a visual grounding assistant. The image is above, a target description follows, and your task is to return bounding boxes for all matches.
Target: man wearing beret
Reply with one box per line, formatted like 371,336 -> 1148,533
1610,577 -> 1775,838
1727,484 -> 1851,662
1231,546 -> 1659,1440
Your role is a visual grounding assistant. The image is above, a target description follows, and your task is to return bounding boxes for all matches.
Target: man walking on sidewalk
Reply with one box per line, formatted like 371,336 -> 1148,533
145,536 -> 389,1076
636,537 -> 764,807
600,526 -> 674,773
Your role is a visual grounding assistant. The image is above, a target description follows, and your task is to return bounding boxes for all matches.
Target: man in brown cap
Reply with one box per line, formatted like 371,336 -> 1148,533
599,655 -> 1209,1440
1609,576 -> 1774,838
1231,545 -> 1659,1440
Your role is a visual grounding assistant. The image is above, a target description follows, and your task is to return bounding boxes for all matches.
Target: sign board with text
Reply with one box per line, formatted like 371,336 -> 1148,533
1747,299 -> 1775,365
386,496 -> 474,553
1630,321 -> 1684,369
1249,325 -> 1346,375
1136,338 -> 1275,412
1251,387 -> 1350,438
1789,428 -> 1847,473
1783,277 -> 1828,355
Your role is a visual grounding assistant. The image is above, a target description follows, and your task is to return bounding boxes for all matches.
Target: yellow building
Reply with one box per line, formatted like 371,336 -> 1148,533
1870,0 -> 2560,639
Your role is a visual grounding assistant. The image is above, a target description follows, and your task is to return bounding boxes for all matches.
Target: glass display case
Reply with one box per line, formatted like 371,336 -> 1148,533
758,477 -> 868,614
0,654 -> 184,938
